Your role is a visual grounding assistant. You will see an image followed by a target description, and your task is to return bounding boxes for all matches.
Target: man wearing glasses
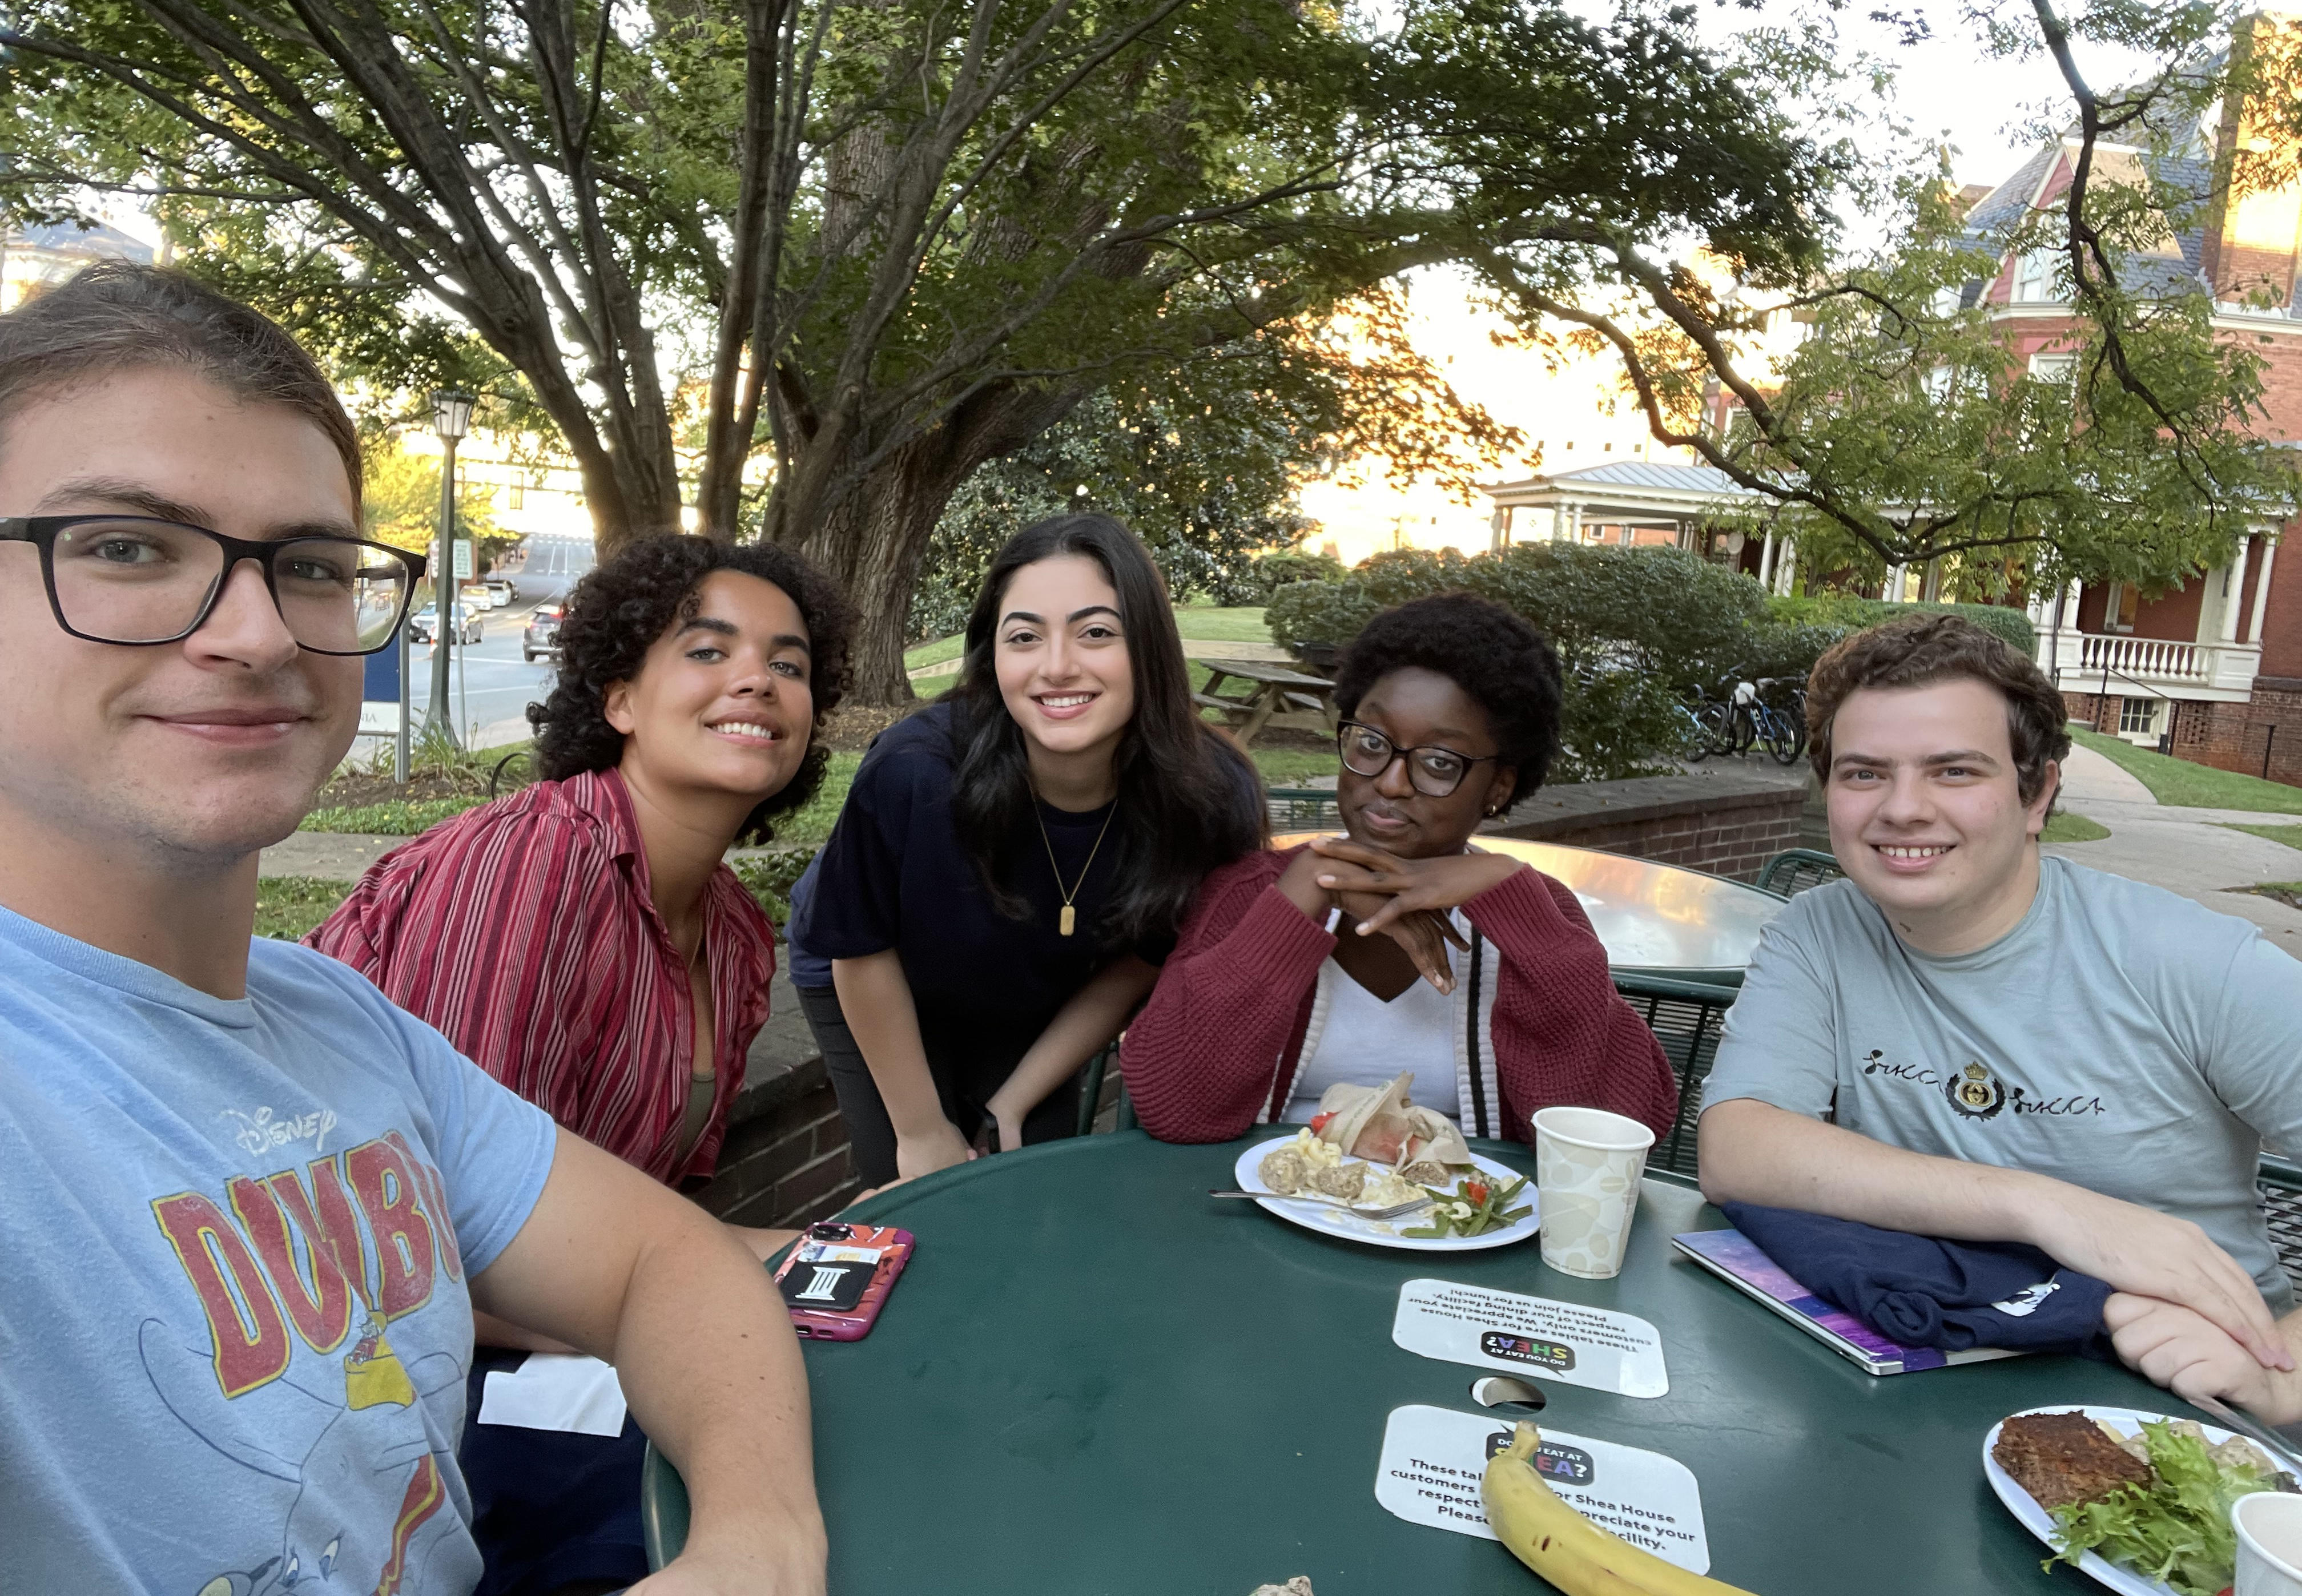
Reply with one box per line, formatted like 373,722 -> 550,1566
1121,591 -> 1677,1146
0,264 -> 824,1594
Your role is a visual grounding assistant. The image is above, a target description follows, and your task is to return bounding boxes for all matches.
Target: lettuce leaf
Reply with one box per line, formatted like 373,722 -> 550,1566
2046,1420 -> 2277,1596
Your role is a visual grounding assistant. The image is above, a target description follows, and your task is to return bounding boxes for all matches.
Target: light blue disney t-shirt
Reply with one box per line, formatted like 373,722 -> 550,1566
0,905 -> 558,1595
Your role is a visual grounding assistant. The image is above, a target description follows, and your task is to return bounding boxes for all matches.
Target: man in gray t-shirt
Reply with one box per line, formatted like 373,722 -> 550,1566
1701,615 -> 2302,1423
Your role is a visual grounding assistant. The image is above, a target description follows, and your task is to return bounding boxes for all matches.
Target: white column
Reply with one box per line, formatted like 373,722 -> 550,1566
1884,563 -> 1905,602
2218,559 -> 2244,643
1490,505 -> 1509,554
1774,538 -> 1797,595
1758,530 -> 1777,587
2248,533 -> 2280,643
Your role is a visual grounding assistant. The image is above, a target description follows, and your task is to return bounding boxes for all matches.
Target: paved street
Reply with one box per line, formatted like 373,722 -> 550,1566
2047,744 -> 2302,953
389,596 -> 561,752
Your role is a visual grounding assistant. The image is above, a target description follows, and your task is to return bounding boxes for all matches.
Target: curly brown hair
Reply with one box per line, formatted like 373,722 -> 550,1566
1806,614 -> 2069,807
530,534 -> 853,843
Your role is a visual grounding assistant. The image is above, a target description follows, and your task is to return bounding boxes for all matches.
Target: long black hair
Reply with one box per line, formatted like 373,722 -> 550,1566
531,534 -> 853,844
945,513 -> 1263,946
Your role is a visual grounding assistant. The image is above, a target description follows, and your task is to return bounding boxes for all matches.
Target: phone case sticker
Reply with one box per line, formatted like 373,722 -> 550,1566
794,1243 -> 886,1265
778,1257 -> 872,1312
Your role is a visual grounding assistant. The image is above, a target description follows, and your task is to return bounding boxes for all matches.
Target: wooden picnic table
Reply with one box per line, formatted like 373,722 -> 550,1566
1194,655 -> 1338,745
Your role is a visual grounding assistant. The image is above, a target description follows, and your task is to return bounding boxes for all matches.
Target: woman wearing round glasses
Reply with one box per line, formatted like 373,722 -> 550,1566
1122,591 -> 1676,1144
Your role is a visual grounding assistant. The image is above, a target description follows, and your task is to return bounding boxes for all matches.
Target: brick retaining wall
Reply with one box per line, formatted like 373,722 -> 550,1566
1482,766 -> 1811,882
693,970 -> 864,1228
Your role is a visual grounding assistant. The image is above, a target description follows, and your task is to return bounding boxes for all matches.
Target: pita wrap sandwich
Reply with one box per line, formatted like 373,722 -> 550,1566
1313,1073 -> 1472,1171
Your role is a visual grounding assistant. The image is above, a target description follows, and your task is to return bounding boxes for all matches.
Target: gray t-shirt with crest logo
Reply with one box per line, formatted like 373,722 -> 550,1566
1705,857 -> 2302,1312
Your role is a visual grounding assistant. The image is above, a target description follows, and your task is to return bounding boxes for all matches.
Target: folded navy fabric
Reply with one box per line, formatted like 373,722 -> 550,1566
1721,1201 -> 2113,1357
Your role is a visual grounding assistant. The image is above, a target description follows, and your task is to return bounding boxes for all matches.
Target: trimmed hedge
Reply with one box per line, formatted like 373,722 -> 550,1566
1267,578 -> 1382,648
1768,594 -> 2036,656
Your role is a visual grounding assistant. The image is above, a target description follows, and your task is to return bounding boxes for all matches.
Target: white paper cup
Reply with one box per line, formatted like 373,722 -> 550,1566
1532,1106 -> 1656,1280
2235,1490 -> 2302,1595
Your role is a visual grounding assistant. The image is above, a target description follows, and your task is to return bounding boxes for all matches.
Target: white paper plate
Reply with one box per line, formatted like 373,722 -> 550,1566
1231,1134 -> 1538,1252
1982,1405 -> 2255,1595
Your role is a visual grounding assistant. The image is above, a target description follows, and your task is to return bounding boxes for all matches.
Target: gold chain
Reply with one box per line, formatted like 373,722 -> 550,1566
1033,797 -> 1118,937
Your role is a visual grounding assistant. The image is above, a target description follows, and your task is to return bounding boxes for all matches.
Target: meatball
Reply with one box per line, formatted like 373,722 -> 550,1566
1257,1148 -> 1309,1195
1306,1162 -> 1367,1200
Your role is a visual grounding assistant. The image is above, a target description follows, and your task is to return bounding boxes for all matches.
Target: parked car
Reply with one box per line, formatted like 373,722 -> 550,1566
409,603 -> 484,646
523,601 -> 565,663
482,578 -> 516,608
460,581 -> 498,612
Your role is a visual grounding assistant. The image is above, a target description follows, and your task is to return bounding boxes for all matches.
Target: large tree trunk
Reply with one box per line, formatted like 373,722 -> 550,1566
784,435 -> 976,703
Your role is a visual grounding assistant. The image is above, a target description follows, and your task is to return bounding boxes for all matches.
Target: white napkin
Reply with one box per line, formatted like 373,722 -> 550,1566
476,1352 -> 629,1437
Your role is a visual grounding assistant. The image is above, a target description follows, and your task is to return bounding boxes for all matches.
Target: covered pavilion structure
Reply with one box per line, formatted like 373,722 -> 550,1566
1478,460 -> 1796,592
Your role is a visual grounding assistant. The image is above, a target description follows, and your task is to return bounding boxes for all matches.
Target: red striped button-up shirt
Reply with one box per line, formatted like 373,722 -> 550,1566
308,766 -> 776,1185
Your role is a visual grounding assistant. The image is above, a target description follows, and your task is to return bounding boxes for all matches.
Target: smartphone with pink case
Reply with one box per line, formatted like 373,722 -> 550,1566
774,1222 -> 915,1341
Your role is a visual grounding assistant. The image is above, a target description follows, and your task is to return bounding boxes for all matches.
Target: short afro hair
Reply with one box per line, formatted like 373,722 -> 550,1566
530,534 -> 852,843
1332,591 -> 1564,792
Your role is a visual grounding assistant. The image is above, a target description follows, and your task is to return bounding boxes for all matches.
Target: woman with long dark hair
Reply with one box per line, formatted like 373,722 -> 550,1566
786,513 -> 1263,1184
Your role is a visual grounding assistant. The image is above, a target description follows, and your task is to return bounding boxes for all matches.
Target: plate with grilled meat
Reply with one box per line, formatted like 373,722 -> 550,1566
1984,1405 -> 2300,1595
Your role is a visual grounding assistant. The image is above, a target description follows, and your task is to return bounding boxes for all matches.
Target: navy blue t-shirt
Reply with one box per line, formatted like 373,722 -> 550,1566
787,703 -> 1148,1065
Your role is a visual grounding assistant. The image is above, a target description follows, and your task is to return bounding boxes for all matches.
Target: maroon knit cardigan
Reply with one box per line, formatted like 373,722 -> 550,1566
1121,847 -> 1679,1146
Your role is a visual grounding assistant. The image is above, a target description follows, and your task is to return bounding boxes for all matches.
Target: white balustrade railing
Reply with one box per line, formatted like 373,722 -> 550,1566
2074,633 -> 2207,683
2038,631 -> 2262,693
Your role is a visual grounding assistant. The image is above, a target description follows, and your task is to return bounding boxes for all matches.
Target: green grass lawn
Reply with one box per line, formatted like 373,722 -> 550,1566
1174,606 -> 1271,643
2068,727 -> 2302,814
2218,820 -> 2302,852
2041,811 -> 2110,843
903,632 -> 964,670
300,797 -> 485,835
257,876 -> 355,940
903,606 -> 1271,676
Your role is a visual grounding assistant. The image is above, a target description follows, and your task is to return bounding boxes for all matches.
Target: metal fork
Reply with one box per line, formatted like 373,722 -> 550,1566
1209,1188 -> 1434,1221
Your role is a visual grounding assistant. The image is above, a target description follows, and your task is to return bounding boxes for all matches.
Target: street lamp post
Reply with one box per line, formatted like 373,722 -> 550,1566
425,390 -> 476,749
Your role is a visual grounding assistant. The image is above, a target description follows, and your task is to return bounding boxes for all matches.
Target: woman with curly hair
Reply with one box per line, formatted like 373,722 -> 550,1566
311,534 -> 850,1205
1122,591 -> 1677,1146
783,513 -> 1264,1184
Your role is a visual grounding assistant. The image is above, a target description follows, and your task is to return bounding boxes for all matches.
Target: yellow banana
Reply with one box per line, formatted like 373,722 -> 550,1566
1480,1421 -> 1759,1596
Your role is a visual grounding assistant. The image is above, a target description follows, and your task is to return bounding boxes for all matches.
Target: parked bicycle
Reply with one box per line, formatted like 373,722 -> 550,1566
1730,676 -> 1808,766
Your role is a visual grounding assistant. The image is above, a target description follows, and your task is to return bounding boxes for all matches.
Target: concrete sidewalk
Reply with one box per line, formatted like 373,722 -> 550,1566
2049,744 -> 2302,950
259,832 -> 405,880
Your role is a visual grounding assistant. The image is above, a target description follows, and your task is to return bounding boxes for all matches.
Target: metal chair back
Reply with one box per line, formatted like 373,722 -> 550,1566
1755,847 -> 1843,899
1612,970 -> 1737,1178
2260,1154 -> 2302,1297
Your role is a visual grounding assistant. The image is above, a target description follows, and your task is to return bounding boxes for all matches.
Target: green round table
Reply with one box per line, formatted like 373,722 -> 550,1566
644,1131 -> 2180,1593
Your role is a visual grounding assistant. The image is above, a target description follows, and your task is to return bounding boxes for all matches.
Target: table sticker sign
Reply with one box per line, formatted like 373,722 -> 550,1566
1391,1277 -> 1669,1397
1374,1404 -> 1711,1573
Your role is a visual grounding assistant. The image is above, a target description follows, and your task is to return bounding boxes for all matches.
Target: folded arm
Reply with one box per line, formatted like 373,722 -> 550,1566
1465,867 -> 1677,1139
2103,1295 -> 2302,1424
1699,1097 -> 2290,1373
472,1129 -> 826,1595
1122,856 -> 1333,1143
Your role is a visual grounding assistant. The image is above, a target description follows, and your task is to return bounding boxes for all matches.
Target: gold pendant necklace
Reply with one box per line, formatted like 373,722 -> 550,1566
1035,796 -> 1118,937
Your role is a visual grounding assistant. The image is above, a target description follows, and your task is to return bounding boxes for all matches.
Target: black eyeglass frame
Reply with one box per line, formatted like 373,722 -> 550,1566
1335,718 -> 1505,799
0,514 -> 429,657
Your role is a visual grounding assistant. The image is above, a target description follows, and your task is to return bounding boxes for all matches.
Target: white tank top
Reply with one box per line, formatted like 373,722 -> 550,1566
1282,954 -> 1462,1125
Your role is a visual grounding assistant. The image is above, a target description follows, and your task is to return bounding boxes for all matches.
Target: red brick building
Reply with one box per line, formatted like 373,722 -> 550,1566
1962,78 -> 2302,783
